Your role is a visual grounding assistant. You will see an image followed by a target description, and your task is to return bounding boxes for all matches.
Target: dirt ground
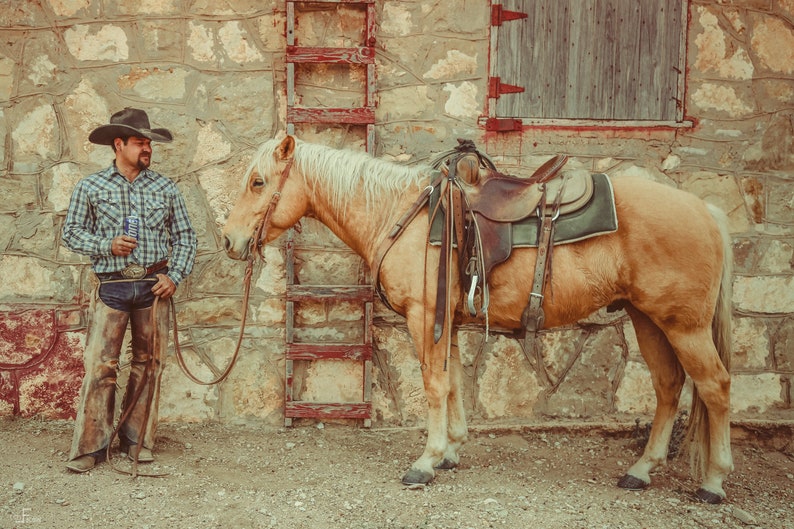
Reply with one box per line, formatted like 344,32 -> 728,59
1,418 -> 792,529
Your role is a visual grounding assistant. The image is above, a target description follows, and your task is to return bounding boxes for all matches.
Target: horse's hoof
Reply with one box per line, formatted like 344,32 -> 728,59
401,468 -> 434,485
694,488 -> 724,504
617,474 -> 649,491
434,458 -> 458,470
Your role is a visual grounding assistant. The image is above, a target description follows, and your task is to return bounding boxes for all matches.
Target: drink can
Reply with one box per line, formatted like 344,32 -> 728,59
124,215 -> 140,239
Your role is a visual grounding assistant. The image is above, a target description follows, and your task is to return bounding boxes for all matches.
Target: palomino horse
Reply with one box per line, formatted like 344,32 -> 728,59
222,135 -> 733,503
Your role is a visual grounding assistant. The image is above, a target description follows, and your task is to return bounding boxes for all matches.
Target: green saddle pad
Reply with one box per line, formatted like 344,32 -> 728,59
429,172 -> 618,247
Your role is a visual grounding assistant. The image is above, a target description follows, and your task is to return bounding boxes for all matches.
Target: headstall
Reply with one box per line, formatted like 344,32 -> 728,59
251,158 -> 295,259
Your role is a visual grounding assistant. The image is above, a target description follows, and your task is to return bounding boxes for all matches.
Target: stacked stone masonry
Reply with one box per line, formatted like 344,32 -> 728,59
0,1 -> 791,429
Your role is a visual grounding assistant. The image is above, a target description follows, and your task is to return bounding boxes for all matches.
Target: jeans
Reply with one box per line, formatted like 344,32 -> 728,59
97,269 -> 167,311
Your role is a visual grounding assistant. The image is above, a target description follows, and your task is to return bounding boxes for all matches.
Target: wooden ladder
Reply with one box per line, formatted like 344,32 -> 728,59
286,0 -> 376,153
283,0 -> 376,427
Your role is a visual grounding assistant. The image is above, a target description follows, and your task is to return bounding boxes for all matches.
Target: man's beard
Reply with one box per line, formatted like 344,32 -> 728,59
137,156 -> 151,170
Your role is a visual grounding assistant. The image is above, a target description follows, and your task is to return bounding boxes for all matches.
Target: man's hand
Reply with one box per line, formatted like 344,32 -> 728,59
111,235 -> 138,256
151,273 -> 176,299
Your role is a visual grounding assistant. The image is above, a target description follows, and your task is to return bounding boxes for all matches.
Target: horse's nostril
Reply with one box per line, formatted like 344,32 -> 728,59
223,235 -> 231,252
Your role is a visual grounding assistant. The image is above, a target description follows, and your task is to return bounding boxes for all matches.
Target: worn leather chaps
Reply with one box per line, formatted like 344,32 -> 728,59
68,292 -> 169,461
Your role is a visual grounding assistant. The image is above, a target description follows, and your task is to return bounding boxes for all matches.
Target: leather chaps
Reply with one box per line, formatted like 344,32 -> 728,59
68,290 -> 169,461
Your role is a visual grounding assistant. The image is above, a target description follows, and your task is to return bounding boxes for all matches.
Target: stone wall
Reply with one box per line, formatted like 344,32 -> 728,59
0,0 -> 791,429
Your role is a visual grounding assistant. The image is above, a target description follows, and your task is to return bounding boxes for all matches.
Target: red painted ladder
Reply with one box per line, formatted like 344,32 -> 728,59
285,0 -> 376,153
283,0 -> 376,427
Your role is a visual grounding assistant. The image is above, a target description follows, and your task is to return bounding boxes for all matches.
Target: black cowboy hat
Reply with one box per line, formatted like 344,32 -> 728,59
88,107 -> 173,145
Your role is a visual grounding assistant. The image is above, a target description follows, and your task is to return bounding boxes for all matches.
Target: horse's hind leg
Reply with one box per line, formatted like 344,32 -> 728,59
619,306 -> 686,491
666,326 -> 733,502
436,336 -> 467,470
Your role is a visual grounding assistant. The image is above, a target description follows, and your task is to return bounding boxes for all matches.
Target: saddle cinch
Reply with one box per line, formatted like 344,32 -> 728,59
427,141 -> 618,342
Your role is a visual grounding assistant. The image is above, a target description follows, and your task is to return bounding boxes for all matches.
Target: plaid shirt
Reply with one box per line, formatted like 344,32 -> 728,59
62,163 -> 197,286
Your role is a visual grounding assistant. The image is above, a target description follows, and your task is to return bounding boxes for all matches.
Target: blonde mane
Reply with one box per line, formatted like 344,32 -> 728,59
248,138 -> 432,212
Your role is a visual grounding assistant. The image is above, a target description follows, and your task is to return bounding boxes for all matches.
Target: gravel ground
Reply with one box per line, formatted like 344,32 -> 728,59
1,418 -> 793,529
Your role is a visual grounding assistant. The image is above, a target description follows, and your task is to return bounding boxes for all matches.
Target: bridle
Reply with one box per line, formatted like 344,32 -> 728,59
109,157 -> 296,477
250,158 -> 295,259
174,157 -> 296,384
176,157 -> 296,385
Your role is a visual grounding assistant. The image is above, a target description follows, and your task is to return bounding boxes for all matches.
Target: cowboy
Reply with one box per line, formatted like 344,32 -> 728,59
62,107 -> 197,473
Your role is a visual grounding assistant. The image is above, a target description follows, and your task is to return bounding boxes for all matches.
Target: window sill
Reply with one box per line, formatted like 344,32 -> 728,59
481,117 -> 695,132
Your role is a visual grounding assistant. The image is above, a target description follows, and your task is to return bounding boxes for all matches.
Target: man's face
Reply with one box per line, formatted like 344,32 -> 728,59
117,136 -> 152,170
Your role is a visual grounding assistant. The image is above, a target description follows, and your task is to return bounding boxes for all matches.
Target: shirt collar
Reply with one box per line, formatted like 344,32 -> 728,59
109,162 -> 154,182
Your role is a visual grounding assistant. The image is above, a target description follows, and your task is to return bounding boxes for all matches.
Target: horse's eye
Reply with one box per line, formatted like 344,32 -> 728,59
251,178 -> 265,189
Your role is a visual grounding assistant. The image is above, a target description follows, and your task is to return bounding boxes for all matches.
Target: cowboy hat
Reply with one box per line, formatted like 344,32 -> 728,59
88,107 -> 173,145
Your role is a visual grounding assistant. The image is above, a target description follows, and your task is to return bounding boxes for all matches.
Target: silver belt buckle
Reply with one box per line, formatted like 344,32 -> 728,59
120,263 -> 146,279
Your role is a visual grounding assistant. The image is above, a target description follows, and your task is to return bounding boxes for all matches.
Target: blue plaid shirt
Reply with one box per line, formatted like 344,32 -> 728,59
62,164 -> 197,286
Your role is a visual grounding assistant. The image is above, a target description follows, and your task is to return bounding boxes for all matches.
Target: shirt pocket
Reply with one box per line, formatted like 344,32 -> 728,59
144,198 -> 168,232
94,194 -> 123,233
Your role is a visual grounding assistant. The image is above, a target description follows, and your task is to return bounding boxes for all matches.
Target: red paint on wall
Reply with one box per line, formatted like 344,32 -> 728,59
0,310 -> 85,419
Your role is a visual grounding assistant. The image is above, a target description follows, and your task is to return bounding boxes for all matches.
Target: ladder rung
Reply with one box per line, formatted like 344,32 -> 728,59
287,284 -> 373,302
287,107 -> 374,125
287,343 -> 372,361
287,46 -> 375,64
285,401 -> 371,420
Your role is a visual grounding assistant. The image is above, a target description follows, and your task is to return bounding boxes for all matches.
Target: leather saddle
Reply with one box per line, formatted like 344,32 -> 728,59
450,154 -> 594,223
424,140 -> 617,342
373,140 -> 618,344
433,151 -> 596,281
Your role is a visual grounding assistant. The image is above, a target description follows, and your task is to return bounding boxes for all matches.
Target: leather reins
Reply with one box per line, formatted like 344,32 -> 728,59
174,157 -> 295,386
109,158 -> 295,477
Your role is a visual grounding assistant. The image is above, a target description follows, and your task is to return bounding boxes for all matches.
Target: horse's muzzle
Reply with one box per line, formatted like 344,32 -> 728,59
222,234 -> 251,261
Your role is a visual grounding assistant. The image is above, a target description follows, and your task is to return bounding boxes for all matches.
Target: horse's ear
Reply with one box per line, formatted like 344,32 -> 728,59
275,135 -> 296,161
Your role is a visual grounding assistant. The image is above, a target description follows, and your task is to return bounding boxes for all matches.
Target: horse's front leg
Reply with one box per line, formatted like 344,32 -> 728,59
435,336 -> 467,470
401,313 -> 451,485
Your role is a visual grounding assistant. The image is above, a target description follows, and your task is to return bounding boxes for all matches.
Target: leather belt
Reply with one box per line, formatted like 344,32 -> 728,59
99,260 -> 168,281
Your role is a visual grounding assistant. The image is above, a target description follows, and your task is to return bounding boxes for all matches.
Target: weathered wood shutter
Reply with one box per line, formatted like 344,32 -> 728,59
492,0 -> 686,122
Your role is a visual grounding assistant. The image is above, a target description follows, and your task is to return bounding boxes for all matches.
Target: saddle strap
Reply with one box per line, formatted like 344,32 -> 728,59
521,193 -> 551,334
451,185 -> 466,267
373,172 -> 445,311
521,179 -> 567,347
522,222 -> 552,331
434,196 -> 450,343
433,174 -> 464,343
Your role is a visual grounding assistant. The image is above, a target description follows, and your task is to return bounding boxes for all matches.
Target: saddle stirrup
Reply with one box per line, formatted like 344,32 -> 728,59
467,273 -> 479,316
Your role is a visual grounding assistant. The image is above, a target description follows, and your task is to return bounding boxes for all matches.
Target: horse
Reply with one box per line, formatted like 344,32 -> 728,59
221,134 -> 734,504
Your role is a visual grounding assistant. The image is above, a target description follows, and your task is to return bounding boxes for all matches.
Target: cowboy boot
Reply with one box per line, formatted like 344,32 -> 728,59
68,299 -> 130,467
119,300 -> 169,460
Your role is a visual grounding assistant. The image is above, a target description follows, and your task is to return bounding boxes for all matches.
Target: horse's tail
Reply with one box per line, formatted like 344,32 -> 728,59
686,204 -> 733,478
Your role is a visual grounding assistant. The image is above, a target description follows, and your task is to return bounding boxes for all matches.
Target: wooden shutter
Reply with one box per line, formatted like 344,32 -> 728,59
493,0 -> 686,122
